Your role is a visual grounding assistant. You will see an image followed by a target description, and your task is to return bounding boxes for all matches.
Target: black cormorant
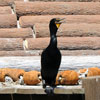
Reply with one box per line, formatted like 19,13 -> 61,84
41,18 -> 64,94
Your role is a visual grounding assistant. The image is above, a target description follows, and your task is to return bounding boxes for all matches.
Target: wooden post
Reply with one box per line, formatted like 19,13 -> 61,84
82,76 -> 100,100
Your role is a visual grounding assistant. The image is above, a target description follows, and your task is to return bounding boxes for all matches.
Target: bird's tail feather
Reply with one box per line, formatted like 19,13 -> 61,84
45,86 -> 54,95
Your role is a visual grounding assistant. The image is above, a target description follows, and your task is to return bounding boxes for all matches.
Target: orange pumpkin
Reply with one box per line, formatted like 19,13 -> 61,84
6,68 -> 25,81
79,67 -> 100,78
0,68 -> 12,82
0,68 -> 25,82
56,70 -> 79,85
23,70 -> 41,85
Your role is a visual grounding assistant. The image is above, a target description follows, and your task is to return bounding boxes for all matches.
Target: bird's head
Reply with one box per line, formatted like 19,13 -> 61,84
49,18 -> 65,35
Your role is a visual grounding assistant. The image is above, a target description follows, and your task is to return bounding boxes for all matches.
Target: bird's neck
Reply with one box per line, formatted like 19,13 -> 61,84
49,24 -> 58,48
49,34 -> 57,48
50,28 -> 57,36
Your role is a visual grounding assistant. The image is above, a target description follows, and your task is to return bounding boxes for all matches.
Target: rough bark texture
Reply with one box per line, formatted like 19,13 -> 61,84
0,6 -> 12,14
60,50 -> 100,56
0,38 -> 23,50
29,0 -> 100,1
19,15 -> 100,28
0,50 -> 100,56
0,28 -> 33,38
26,37 -> 100,50
0,50 -> 41,56
35,23 -> 100,38
0,0 -> 24,6
15,2 -> 100,17
0,14 -> 17,28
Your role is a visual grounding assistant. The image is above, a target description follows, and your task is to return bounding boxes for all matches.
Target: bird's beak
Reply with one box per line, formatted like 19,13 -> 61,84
59,18 -> 66,23
55,18 -> 66,28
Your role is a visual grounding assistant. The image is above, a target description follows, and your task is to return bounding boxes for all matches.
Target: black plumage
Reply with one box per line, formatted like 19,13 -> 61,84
41,18 -> 64,94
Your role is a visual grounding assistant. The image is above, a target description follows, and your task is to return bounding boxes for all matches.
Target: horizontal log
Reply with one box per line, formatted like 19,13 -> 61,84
29,0 -> 100,1
0,50 -> 100,56
26,37 -> 100,50
0,38 -> 23,50
0,6 -> 12,14
0,14 -> 17,28
14,2 -> 100,17
19,15 -> 100,28
0,28 -> 33,38
0,50 -> 41,56
0,0 -> 24,6
60,50 -> 100,56
0,56 -> 100,71
35,23 -> 100,38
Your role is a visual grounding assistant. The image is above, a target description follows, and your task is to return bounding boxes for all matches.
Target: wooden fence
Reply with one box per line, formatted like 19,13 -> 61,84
82,76 -> 100,100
